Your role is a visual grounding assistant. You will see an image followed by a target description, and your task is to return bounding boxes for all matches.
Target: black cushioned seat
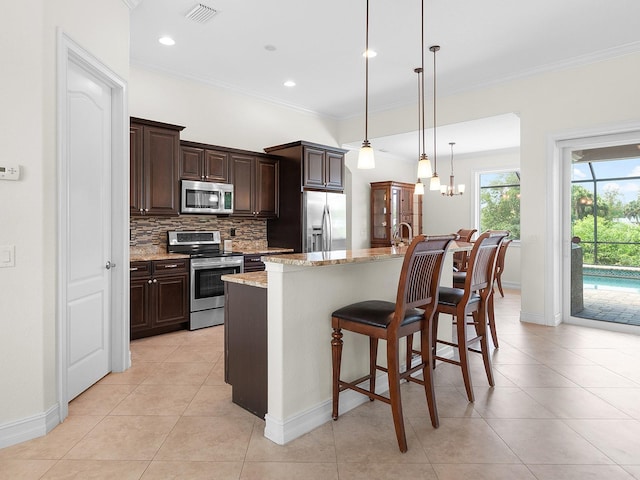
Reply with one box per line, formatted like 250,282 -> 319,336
332,301 -> 424,329
437,287 -> 480,307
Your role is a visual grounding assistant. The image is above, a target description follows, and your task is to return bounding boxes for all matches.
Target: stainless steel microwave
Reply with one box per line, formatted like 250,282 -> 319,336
181,180 -> 234,214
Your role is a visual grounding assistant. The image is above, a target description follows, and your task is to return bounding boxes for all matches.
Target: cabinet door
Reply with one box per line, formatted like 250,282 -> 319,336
154,274 -> 189,327
144,125 -> 180,216
255,157 -> 278,218
325,151 -> 344,191
130,277 -> 152,336
204,149 -> 229,183
130,124 -> 144,216
303,146 -> 325,189
180,146 -> 204,181
230,154 -> 255,216
370,186 -> 390,247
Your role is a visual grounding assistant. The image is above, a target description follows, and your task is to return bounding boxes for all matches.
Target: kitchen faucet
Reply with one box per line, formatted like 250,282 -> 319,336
391,222 -> 413,246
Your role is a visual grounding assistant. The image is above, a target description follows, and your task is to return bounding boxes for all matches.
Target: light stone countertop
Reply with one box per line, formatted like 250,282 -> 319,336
221,271 -> 267,288
129,245 -> 293,262
262,241 -> 472,267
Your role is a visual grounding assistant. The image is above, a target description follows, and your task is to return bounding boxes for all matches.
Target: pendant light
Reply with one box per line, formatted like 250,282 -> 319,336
429,45 -> 441,190
441,142 -> 465,196
414,0 -> 431,195
357,0 -> 375,169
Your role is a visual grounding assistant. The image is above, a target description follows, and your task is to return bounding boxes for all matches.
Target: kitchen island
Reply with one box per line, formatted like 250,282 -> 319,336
260,242 -> 470,445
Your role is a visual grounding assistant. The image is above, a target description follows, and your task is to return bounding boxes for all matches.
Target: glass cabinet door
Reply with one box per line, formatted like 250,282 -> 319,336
372,188 -> 388,241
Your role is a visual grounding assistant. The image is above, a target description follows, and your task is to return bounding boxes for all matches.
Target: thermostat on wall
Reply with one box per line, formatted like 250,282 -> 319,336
0,165 -> 20,180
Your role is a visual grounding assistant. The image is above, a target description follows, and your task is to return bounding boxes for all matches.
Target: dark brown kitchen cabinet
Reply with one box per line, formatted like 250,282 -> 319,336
130,259 -> 189,340
180,141 -> 229,183
370,181 -> 423,248
303,146 -> 345,191
130,118 -> 185,217
230,153 -> 279,218
265,141 -> 345,192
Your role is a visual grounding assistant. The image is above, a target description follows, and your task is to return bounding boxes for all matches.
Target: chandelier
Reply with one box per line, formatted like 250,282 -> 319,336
441,142 -> 465,196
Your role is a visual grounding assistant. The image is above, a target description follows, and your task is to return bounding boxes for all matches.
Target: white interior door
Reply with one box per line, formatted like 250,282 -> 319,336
65,59 -> 112,400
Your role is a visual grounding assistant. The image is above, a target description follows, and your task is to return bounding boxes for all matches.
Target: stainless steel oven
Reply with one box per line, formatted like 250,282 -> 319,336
190,255 -> 243,329
167,230 -> 243,330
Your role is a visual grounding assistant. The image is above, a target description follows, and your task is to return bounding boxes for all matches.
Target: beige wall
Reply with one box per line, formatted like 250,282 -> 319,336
0,0 -> 129,428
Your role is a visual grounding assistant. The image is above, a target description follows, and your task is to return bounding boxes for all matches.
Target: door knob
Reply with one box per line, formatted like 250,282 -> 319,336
105,261 -> 116,270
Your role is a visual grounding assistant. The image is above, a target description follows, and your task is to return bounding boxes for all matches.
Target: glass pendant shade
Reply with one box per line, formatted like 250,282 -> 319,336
417,154 -> 432,178
458,184 -> 466,194
414,179 -> 425,195
430,174 -> 441,190
358,141 -> 375,169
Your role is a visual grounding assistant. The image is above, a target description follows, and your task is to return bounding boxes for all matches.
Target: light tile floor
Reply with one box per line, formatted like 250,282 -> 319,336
2,289 -> 640,479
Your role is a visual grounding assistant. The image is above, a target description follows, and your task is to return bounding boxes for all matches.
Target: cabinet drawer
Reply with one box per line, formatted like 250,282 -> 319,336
130,261 -> 151,277
243,254 -> 265,272
153,259 -> 189,275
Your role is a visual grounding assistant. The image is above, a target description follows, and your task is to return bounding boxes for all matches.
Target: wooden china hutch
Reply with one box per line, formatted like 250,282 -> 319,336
370,181 -> 423,248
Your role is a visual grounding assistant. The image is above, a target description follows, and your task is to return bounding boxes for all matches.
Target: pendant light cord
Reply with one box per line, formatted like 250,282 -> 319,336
364,0 -> 370,142
421,0 -> 426,157
432,45 -> 438,174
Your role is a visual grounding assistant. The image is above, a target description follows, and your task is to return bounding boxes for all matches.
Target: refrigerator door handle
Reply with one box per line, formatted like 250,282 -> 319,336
326,205 -> 333,250
320,204 -> 327,251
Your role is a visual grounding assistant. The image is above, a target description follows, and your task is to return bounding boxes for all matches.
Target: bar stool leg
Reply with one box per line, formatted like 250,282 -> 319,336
386,340 -> 408,453
331,328 -> 343,420
369,337 -> 378,399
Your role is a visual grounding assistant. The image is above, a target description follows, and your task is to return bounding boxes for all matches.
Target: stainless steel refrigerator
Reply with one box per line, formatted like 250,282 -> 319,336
302,191 -> 347,252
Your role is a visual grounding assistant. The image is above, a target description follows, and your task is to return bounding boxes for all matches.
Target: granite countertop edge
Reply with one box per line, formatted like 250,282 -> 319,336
130,246 -> 293,262
221,271 -> 267,288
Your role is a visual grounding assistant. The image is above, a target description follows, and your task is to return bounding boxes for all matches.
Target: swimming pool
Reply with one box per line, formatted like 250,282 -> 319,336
583,274 -> 640,293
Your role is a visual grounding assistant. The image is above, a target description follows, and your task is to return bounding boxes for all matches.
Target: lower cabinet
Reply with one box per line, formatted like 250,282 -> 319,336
243,253 -> 265,272
224,281 -> 267,418
130,259 -> 189,340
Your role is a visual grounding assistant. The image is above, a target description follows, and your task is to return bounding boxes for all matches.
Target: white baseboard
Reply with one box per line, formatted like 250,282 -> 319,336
264,344 -> 454,445
0,404 -> 59,449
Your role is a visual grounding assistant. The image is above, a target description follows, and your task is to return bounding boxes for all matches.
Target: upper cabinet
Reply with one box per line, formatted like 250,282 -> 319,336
180,141 -> 229,183
265,141 -> 346,192
130,117 -> 184,216
230,153 -> 279,218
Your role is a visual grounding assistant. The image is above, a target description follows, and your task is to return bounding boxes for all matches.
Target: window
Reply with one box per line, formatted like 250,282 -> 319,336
478,170 -> 520,240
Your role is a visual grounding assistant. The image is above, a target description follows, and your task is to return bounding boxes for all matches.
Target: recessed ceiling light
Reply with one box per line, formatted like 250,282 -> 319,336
363,49 -> 377,58
284,80 -> 296,87
265,45 -> 277,52
158,36 -> 176,46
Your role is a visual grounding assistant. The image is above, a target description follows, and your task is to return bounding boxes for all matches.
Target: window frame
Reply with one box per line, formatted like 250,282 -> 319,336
473,167 -> 521,242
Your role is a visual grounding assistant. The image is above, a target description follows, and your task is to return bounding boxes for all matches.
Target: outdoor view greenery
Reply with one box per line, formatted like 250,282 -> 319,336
479,171 -> 520,240
572,183 -> 640,267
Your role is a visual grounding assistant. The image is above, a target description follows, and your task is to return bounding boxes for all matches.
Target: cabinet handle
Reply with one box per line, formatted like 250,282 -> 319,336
201,175 -> 205,179
144,208 -> 149,212
153,278 -> 157,283
249,258 -> 261,262
130,267 -> 138,272
139,208 -> 143,213
163,264 -> 178,268
147,279 -> 152,284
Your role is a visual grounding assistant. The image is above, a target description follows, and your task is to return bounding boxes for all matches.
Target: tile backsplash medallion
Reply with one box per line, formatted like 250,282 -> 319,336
130,216 -> 267,248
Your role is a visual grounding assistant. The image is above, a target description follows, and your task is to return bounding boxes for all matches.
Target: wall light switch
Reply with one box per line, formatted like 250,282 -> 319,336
0,245 -> 15,267
0,165 -> 20,180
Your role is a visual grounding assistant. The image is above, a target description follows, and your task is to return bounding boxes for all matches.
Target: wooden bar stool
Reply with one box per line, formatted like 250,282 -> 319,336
331,234 -> 457,453
433,230 -> 509,402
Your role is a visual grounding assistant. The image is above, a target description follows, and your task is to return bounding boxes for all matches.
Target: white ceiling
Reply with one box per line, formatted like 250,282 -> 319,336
130,0 -> 640,159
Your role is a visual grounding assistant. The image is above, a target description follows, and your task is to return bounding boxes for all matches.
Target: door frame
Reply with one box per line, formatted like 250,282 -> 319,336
549,121 -> 640,333
56,31 -> 130,421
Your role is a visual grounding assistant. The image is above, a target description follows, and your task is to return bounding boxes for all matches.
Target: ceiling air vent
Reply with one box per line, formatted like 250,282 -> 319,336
185,3 -> 218,23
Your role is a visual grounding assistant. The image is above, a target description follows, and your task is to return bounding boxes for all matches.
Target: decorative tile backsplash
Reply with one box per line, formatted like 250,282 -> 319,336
130,216 -> 267,248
